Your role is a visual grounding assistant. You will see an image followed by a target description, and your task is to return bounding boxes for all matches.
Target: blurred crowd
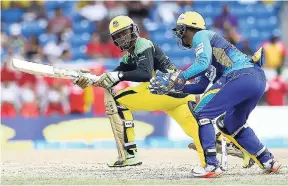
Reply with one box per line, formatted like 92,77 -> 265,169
1,1 -> 154,64
1,62 -> 132,118
1,1 -> 287,118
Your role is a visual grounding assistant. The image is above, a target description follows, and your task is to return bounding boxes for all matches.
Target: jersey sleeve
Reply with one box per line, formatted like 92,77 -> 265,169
113,62 -> 129,72
182,31 -> 212,80
182,75 -> 210,94
113,53 -> 131,72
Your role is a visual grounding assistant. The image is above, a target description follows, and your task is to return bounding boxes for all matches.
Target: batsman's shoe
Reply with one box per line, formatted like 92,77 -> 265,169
262,159 -> 281,174
107,149 -> 142,167
192,164 -> 223,178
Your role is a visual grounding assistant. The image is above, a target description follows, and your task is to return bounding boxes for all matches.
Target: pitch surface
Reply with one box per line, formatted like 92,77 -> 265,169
1,149 -> 288,185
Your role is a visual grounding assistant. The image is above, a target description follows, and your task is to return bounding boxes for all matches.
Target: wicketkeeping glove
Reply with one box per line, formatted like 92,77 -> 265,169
149,70 -> 186,95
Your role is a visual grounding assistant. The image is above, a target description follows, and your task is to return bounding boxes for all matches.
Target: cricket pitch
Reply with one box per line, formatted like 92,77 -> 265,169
1,149 -> 288,185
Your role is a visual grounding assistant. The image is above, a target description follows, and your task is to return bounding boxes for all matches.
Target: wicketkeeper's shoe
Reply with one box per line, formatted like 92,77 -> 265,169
262,159 -> 281,174
191,164 -> 223,178
188,142 -> 255,168
188,142 -> 243,158
107,149 -> 142,167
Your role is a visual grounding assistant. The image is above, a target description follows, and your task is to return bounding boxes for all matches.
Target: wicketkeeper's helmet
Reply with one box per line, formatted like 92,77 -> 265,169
172,11 -> 206,49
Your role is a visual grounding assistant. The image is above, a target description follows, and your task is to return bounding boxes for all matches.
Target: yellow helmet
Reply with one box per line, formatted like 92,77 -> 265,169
109,15 -> 139,50
172,11 -> 206,49
109,15 -> 135,35
176,11 -> 206,30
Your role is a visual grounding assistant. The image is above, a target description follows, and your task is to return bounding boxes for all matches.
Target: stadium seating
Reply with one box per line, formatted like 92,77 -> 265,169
1,1 -> 282,68
2,8 -> 24,23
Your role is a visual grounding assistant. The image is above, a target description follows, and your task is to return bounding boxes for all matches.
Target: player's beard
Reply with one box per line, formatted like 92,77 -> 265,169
115,33 -> 138,51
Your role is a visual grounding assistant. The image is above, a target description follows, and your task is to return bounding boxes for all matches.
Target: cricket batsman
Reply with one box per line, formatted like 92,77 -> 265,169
74,15 -> 202,168
149,11 -> 281,178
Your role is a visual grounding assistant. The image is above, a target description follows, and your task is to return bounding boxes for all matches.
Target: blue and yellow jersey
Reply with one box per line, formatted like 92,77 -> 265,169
182,30 -> 253,80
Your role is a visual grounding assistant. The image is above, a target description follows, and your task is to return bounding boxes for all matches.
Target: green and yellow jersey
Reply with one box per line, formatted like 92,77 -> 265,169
114,37 -> 176,82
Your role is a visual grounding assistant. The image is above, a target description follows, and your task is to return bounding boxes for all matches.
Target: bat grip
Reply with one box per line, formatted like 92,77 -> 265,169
82,73 -> 100,84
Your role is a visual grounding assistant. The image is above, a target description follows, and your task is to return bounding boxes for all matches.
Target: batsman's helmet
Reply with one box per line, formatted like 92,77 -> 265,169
109,15 -> 139,51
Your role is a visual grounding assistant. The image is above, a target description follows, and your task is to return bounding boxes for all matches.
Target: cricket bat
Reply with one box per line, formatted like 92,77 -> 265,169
11,58 -> 100,83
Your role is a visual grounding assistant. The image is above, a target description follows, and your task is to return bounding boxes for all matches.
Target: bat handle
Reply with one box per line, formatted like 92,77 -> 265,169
64,70 -> 100,84
82,73 -> 100,84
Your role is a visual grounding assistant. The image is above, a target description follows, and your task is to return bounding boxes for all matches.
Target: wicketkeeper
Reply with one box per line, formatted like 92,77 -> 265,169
149,11 -> 281,178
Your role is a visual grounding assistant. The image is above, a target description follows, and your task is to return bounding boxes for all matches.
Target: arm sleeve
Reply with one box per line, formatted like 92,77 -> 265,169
182,31 -> 212,80
113,62 -> 129,72
120,48 -> 154,82
182,75 -> 210,94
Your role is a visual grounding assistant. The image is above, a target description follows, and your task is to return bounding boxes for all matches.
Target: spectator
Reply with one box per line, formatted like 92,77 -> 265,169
47,7 -> 72,34
212,21 -> 225,37
43,32 -> 71,63
1,63 -> 17,82
213,5 -> 240,44
43,81 -> 68,116
240,40 -> 254,57
137,22 -> 149,39
97,17 -> 110,35
156,2 -> 181,25
60,50 -> 72,62
1,80 -> 20,118
100,33 -> 123,58
214,5 -> 238,30
1,1 -> 23,9
18,72 -> 37,87
1,31 -> 9,61
86,32 -> 123,59
20,82 -> 39,117
157,1 -> 193,25
266,68 -> 288,106
79,1 -> 108,22
7,24 -> 26,57
177,1 -> 194,7
23,1 -> 46,21
262,35 -> 287,70
25,35 -> 44,60
105,1 -> 128,20
86,32 -> 105,58
1,31 -> 8,49
76,1 -> 90,9
69,84 -> 85,114
125,1 -> 153,22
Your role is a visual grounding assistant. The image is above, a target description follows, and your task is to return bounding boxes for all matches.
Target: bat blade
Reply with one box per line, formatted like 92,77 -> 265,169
11,58 -> 100,82
12,58 -> 61,77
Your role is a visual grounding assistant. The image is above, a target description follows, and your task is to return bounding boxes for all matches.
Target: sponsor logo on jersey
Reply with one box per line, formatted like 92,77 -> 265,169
205,65 -> 216,82
138,55 -> 147,62
195,43 -> 204,56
